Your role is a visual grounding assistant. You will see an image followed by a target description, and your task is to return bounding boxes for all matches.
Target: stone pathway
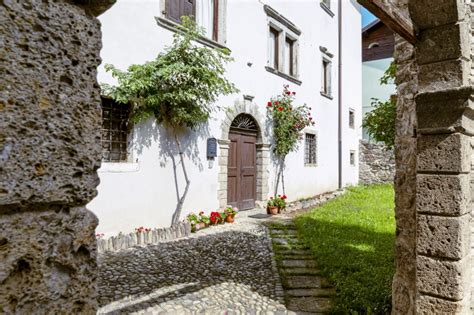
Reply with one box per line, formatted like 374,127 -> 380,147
269,220 -> 335,314
98,191 -> 343,314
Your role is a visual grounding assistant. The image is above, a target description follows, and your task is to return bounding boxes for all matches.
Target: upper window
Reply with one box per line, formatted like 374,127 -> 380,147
101,97 -> 130,162
264,5 -> 301,84
321,57 -> 332,98
305,133 -> 317,166
161,0 -> 224,45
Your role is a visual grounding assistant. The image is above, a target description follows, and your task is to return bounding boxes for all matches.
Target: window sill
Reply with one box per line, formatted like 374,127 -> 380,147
155,17 -> 229,51
99,161 -> 140,173
265,66 -> 302,85
320,3 -> 335,17
304,163 -> 318,167
320,91 -> 333,100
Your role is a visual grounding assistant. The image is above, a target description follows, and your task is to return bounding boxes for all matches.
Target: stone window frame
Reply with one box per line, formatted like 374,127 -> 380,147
156,0 -> 228,50
217,97 -> 270,209
320,0 -> 334,17
304,131 -> 318,167
320,53 -> 333,99
264,5 -> 302,86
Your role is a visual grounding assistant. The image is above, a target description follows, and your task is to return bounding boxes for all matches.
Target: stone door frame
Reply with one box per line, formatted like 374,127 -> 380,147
217,99 -> 270,209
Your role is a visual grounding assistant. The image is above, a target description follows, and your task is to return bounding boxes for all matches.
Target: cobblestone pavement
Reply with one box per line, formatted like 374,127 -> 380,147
98,210 -> 291,314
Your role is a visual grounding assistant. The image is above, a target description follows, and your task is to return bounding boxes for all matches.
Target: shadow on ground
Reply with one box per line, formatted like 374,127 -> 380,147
98,230 -> 282,313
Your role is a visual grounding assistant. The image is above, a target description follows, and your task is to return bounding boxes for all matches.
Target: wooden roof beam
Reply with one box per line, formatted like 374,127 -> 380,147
358,0 -> 417,45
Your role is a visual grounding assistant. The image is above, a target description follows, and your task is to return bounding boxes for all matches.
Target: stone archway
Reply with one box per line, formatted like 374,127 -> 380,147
217,98 -> 271,209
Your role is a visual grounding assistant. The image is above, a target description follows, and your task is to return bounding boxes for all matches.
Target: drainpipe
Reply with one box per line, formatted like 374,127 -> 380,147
337,0 -> 342,189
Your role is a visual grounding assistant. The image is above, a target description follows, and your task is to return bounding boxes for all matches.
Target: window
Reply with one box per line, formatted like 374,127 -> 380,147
285,37 -> 296,77
101,98 -> 130,162
350,150 -> 356,166
349,109 -> 355,128
321,57 -> 332,98
264,5 -> 301,84
269,26 -> 280,70
166,0 -> 196,24
197,0 -> 219,41
305,133 -> 317,166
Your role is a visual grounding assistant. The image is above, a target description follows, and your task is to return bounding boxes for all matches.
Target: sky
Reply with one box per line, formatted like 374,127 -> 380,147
361,7 -> 377,27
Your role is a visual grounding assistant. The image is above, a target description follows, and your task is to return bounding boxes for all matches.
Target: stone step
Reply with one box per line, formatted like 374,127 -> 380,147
281,260 -> 318,269
272,238 -> 303,246
274,249 -> 312,256
282,275 -> 332,289
279,254 -> 314,260
273,244 -> 311,251
286,288 -> 336,297
287,296 -> 332,313
270,229 -> 298,235
282,267 -> 322,276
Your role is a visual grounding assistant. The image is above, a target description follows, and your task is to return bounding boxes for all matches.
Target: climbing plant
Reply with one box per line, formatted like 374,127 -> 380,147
363,61 -> 396,148
267,85 -> 314,196
102,16 -> 238,225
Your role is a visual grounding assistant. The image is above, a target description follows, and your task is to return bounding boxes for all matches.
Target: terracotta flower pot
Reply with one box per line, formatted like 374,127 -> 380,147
267,206 -> 279,215
225,214 -> 235,223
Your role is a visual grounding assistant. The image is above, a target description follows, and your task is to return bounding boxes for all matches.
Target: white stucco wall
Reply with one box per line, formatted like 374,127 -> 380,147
89,0 -> 362,235
362,58 -> 396,140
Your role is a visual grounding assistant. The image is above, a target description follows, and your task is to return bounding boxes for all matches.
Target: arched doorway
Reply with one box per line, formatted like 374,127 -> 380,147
227,114 -> 259,210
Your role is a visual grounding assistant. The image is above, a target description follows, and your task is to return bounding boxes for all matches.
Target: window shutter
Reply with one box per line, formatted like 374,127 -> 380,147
182,0 -> 196,19
327,61 -> 332,96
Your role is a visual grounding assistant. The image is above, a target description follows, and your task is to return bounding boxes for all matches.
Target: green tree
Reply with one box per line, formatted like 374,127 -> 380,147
102,17 -> 238,225
362,61 -> 396,148
267,85 -> 314,195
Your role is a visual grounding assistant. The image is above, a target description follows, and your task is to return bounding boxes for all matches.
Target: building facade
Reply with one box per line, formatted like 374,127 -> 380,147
361,19 -> 396,140
89,0 -> 362,235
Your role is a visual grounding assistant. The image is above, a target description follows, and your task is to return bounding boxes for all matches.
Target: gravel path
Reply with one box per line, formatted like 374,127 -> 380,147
98,210 -> 289,314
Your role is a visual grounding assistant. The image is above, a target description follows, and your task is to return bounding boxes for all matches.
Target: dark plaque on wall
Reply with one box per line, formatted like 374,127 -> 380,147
207,137 -> 217,159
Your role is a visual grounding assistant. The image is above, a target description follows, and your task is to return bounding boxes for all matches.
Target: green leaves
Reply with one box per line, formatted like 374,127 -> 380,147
102,15 -> 238,130
362,98 -> 396,148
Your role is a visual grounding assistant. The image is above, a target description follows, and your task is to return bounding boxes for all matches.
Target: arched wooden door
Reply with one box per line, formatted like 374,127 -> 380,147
227,114 -> 258,210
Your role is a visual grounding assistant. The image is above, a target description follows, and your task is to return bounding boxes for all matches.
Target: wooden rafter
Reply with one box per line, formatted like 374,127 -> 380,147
358,0 -> 417,45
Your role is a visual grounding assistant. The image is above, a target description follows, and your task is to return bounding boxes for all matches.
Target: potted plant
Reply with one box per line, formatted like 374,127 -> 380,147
267,195 -> 287,215
210,211 -> 223,225
224,206 -> 238,223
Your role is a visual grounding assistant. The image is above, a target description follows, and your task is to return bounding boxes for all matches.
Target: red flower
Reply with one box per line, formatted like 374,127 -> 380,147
282,195 -> 287,200
278,107 -> 284,111
292,92 -> 296,95
285,91 -> 291,95
309,117 -> 312,120
275,101 -> 279,105
267,101 -> 272,107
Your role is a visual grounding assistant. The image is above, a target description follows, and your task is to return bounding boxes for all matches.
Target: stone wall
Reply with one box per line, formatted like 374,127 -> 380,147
97,222 -> 192,253
0,1 -> 114,313
359,140 -> 395,185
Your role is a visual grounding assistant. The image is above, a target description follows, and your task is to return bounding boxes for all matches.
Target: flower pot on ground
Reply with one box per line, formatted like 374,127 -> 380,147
210,211 -> 223,225
224,206 -> 238,223
187,211 -> 210,232
267,195 -> 288,215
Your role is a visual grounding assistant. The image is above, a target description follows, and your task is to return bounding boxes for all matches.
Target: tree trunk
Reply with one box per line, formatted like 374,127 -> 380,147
274,157 -> 286,196
171,133 -> 191,225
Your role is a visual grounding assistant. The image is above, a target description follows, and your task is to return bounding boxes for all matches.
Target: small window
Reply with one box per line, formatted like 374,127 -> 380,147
350,150 -> 356,166
198,0 -> 219,41
166,0 -> 196,24
285,37 -> 296,77
269,26 -> 280,70
305,133 -> 317,166
349,109 -> 355,129
321,58 -> 332,98
101,98 -> 130,162
321,0 -> 331,9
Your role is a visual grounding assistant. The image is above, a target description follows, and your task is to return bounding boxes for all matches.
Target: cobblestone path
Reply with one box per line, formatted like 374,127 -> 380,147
98,213 -> 290,314
269,220 -> 335,314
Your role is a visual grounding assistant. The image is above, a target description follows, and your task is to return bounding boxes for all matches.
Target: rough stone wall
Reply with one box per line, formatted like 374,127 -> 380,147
359,140 -> 395,185
409,0 -> 473,313
0,1 -> 113,313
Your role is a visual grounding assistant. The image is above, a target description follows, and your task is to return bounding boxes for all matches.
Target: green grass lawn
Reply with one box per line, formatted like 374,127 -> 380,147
295,184 -> 395,314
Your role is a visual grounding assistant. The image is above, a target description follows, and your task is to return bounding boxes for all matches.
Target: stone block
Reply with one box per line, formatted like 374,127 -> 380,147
0,207 -> 98,313
417,214 -> 470,259
418,59 -> 470,93
417,133 -> 471,173
416,294 -> 471,315
416,174 -> 470,215
416,22 -> 470,65
409,0 -> 466,30
417,255 -> 470,300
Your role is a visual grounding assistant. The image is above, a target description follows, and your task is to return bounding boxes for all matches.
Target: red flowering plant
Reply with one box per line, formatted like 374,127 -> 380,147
267,85 -> 314,195
267,195 -> 287,209
209,211 -> 224,225
135,226 -> 151,233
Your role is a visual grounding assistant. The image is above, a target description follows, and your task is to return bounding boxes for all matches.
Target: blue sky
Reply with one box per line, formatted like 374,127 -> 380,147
361,7 -> 377,27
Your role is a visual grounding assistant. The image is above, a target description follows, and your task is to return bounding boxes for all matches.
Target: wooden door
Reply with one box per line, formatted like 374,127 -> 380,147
227,130 -> 257,210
